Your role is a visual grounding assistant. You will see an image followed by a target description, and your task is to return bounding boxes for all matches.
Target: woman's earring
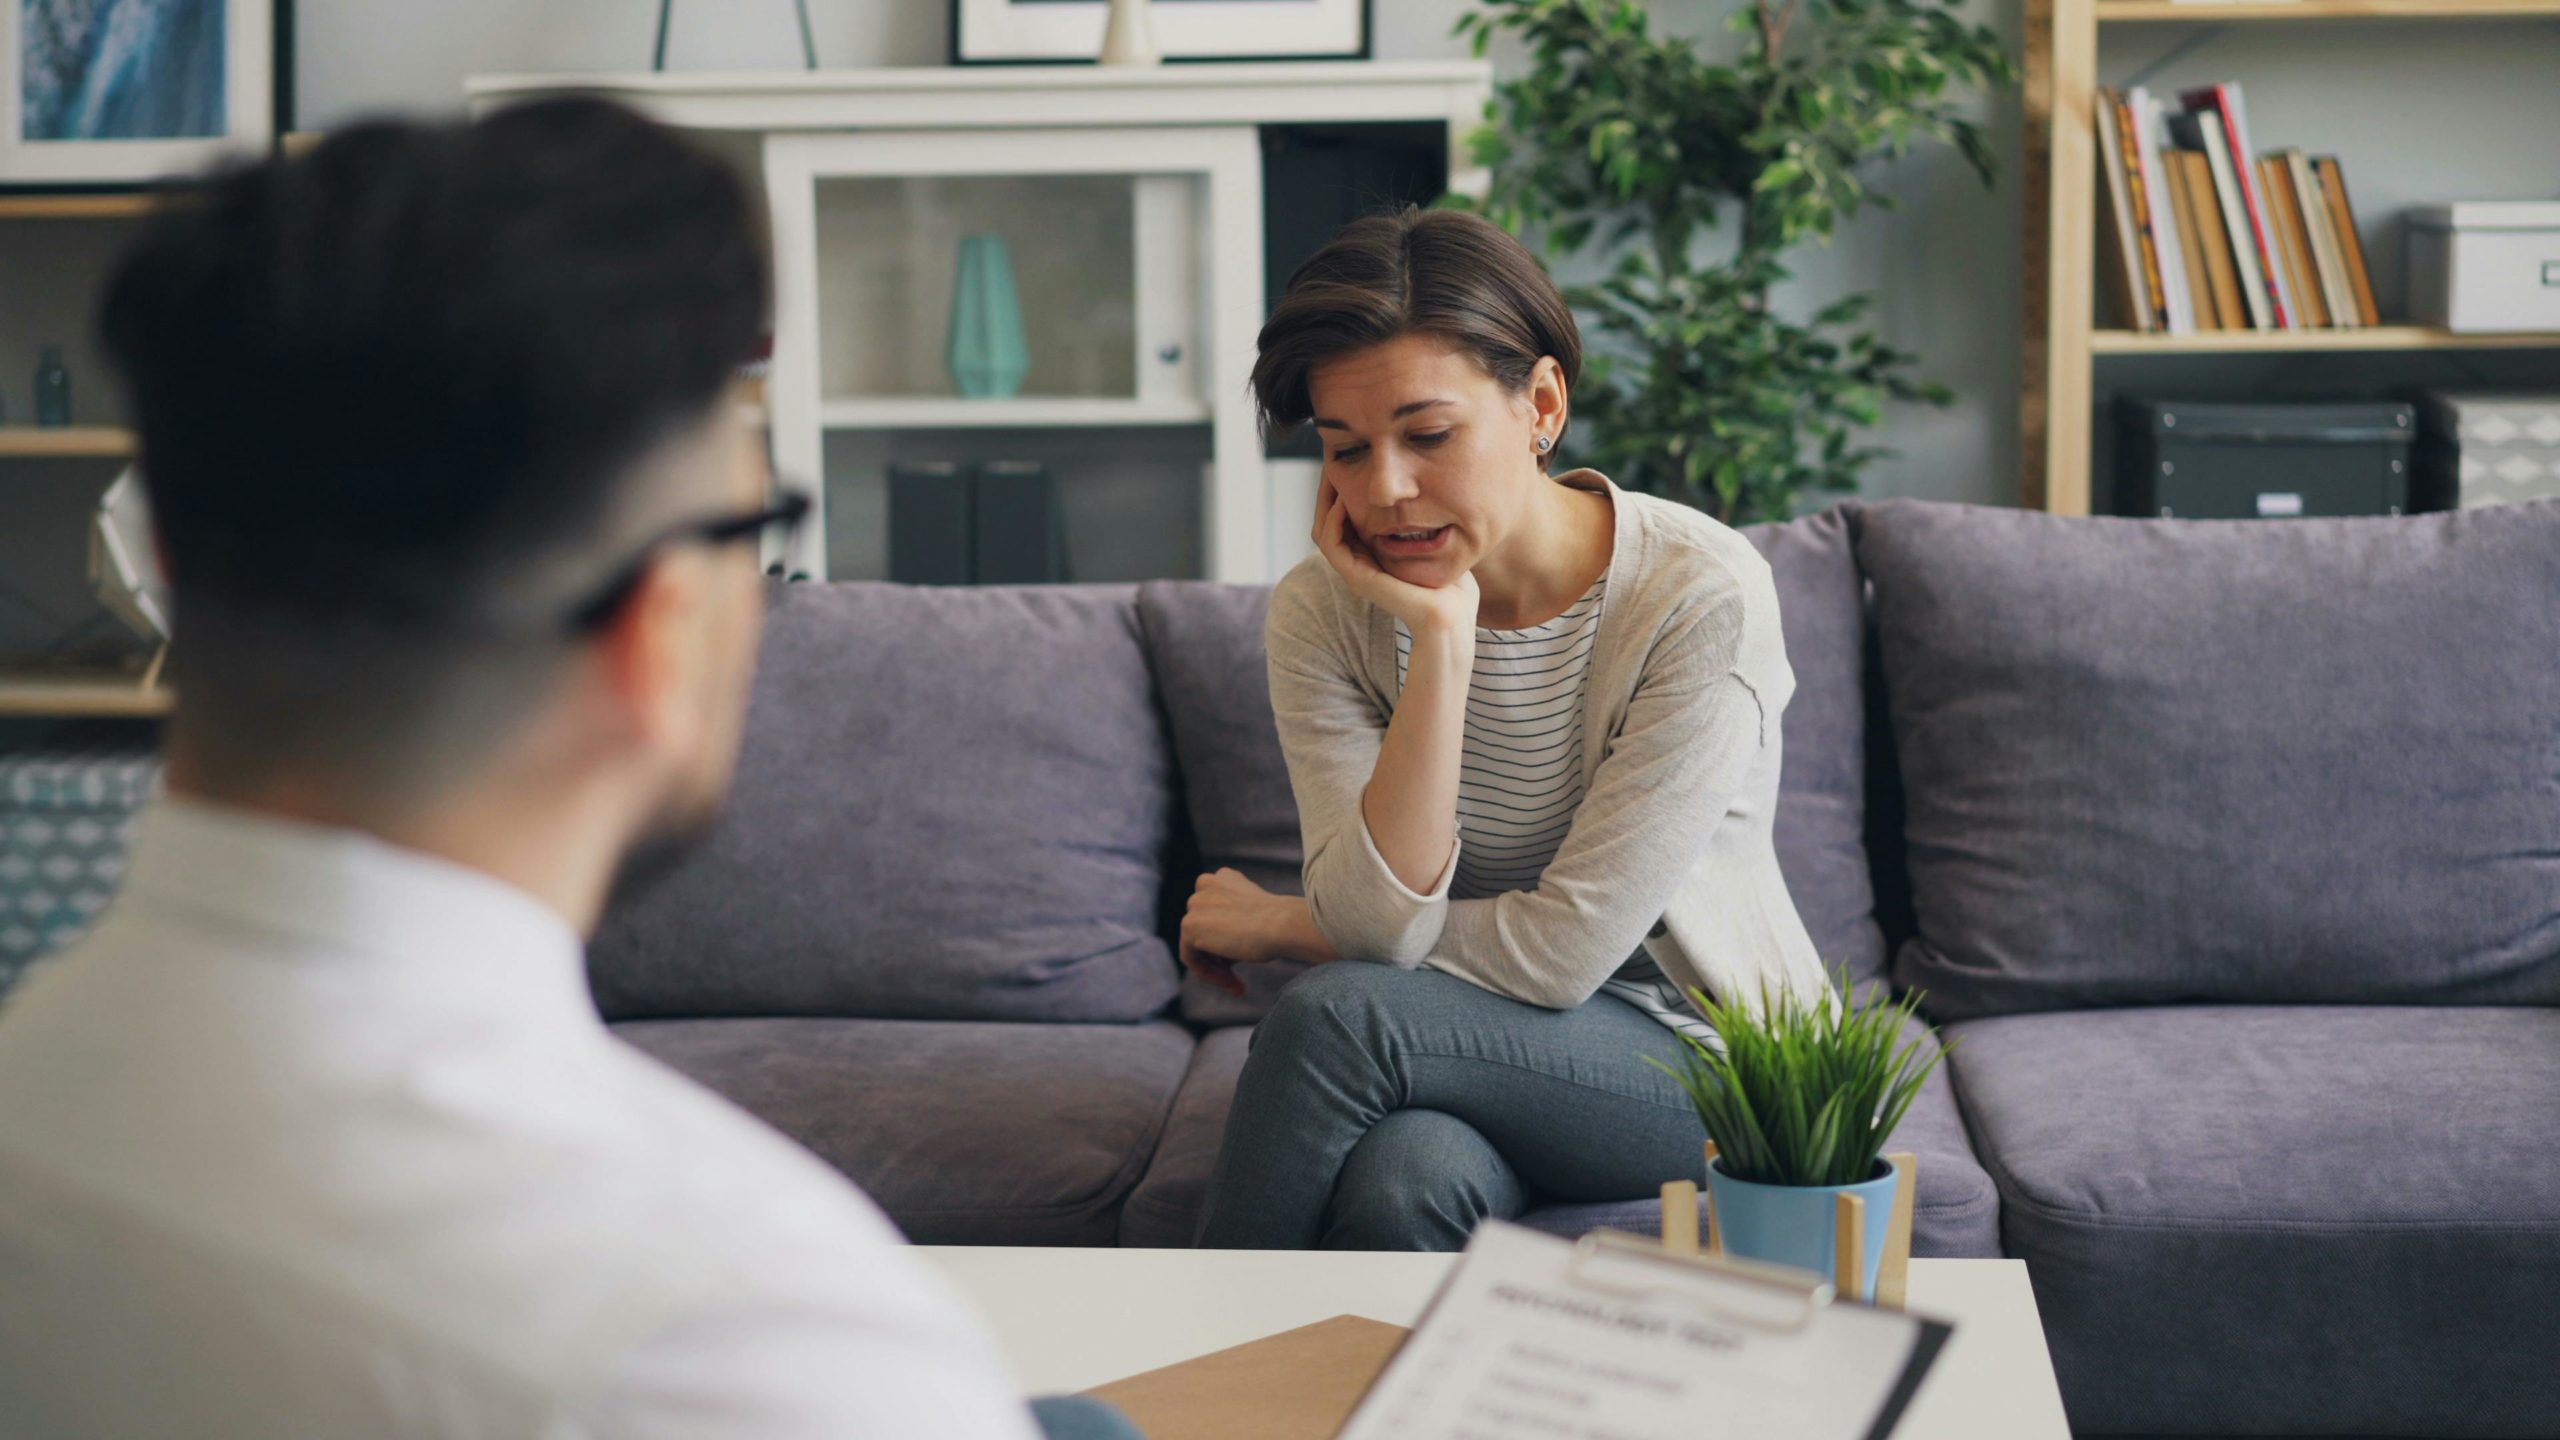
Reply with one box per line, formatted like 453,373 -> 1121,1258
1535,435 -> 1554,454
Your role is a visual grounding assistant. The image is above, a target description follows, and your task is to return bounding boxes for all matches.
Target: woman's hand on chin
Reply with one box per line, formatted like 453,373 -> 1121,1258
1179,868 -> 1331,995
1314,480 -> 1480,637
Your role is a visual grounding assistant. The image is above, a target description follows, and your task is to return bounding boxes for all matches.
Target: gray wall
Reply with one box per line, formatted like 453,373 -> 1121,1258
295,2 -> 2560,511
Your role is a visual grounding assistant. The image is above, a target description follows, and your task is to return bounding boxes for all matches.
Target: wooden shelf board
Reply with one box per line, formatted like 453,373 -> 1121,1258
0,193 -> 160,220
0,673 -> 171,718
2091,325 -> 2560,354
820,397 -> 1213,430
2101,0 -> 2560,21
0,427 -> 136,459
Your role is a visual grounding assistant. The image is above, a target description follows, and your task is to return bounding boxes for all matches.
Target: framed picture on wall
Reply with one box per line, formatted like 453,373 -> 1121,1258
5,0 -> 287,186
952,0 -> 1370,65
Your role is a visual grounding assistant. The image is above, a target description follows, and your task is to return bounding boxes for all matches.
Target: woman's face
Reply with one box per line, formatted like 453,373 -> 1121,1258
1307,333 -> 1563,590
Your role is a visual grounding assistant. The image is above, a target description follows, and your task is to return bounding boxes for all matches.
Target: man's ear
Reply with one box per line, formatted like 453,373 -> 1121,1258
591,555 -> 700,755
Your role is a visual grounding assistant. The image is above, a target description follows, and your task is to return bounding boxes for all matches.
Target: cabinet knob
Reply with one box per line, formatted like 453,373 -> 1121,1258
1157,344 -> 1183,365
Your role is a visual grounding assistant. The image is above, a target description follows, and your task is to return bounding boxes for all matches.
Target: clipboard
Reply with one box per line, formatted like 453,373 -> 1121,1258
1332,1221 -> 1955,1440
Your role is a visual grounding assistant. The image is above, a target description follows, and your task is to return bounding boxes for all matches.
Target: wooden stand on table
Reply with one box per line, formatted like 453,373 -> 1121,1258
1658,1143 -> 1919,1310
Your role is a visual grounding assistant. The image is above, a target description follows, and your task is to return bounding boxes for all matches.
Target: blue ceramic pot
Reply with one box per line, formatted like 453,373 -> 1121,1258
1706,1156 -> 1898,1295
948,233 -> 1029,399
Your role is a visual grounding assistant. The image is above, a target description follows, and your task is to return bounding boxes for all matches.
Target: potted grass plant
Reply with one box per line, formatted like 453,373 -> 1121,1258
1649,975 -> 1949,1292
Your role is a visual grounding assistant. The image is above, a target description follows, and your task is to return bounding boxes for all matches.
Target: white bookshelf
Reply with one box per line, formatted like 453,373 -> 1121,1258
820,397 -> 1213,430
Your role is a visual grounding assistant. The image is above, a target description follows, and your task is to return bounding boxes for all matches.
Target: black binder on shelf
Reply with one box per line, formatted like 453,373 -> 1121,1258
972,460 -> 1068,585
888,461 -> 972,585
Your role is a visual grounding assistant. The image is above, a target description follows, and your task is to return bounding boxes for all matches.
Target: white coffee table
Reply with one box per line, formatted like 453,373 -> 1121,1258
922,1246 -> 2071,1440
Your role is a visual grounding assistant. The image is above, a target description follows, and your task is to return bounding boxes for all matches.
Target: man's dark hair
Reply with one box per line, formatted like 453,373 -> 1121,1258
101,97 -> 768,797
1250,206 -> 1581,470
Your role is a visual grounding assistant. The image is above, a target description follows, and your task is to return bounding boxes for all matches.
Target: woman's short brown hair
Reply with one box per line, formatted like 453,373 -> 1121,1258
1250,207 -> 1582,467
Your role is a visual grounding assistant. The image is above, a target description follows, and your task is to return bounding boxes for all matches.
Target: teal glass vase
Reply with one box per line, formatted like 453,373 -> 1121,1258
947,234 -> 1028,399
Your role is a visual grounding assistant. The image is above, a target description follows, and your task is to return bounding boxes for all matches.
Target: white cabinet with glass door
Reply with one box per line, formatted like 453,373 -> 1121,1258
465,62 -> 1497,584
763,126 -> 1262,583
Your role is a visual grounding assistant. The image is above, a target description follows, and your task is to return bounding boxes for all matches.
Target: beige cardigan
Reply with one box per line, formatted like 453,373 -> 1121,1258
1265,470 -> 1835,1018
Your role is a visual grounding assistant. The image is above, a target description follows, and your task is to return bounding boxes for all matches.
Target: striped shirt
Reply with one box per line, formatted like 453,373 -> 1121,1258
1396,577 -> 1719,1048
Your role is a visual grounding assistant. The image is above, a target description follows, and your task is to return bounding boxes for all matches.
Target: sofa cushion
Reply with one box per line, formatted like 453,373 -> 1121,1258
1859,499 -> 2560,1019
1514,1011 -> 1998,1258
1947,1004 -> 2560,1436
1137,582 -> 1309,1027
591,581 -> 1180,1024
616,1016 -> 1195,1247
1118,1024 -> 1252,1247
1742,504 -> 1890,992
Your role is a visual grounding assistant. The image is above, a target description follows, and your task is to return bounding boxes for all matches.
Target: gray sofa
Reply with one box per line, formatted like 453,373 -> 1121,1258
589,498 -> 2560,1437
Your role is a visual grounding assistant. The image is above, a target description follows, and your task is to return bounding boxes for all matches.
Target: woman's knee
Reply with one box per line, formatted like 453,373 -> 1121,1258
1324,1109 -> 1522,1251
1254,962 -> 1405,1056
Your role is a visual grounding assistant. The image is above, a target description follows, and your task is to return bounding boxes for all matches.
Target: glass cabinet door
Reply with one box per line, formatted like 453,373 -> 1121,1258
764,126 -> 1263,583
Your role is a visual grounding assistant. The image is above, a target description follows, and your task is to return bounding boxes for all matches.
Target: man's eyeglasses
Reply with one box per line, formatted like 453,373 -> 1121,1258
565,488 -> 812,633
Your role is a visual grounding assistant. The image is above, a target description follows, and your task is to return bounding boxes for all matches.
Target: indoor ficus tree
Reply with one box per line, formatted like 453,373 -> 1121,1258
1451,0 -> 2014,524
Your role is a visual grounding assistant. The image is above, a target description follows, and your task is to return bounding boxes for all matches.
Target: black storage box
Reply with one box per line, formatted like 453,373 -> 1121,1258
2113,399 -> 2416,519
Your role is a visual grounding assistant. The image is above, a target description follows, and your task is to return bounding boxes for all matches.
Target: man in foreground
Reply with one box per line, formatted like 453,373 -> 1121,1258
0,99 -> 1129,1439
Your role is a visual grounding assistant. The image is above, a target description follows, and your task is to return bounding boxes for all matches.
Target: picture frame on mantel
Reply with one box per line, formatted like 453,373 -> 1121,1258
5,0 -> 290,187
951,0 -> 1370,65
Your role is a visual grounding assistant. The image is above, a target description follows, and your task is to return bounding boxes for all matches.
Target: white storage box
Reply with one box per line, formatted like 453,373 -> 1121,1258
2407,202 -> 2560,333
2413,390 -> 2560,509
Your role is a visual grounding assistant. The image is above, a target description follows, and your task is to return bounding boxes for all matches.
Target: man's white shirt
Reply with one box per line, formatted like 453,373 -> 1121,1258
0,798 -> 1042,1440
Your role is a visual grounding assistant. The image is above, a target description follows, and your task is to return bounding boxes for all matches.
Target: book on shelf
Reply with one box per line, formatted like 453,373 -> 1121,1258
2163,154 -> 2218,330
2164,110 -> 2272,330
2314,156 -> 2383,325
2170,162 -> 2211,327
2179,83 -> 2297,329
2175,149 -> 2247,328
2259,155 -> 2329,328
2094,88 -> 2152,333
2101,83 -> 2383,336
2094,154 -> 2144,333
2129,88 -> 2196,333
2286,150 -> 2357,328
2099,89 -> 2171,332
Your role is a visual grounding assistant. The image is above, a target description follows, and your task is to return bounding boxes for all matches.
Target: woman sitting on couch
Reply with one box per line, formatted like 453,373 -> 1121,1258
1180,207 -> 1836,1250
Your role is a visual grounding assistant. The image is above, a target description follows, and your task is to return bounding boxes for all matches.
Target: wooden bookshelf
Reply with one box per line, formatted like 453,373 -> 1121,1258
2101,0 -> 2560,21
0,673 -> 171,718
2021,0 -> 2560,512
0,194 -> 159,221
2091,325 -> 2560,354
0,427 -> 135,459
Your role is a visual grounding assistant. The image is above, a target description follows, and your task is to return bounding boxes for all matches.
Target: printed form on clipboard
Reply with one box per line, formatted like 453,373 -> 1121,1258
1336,1221 -> 1955,1440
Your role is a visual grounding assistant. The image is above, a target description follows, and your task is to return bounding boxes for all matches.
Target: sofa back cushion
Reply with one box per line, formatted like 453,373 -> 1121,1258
1859,498 -> 2560,1020
1742,505 -> 1891,992
589,580 -> 1180,1024
1137,581 -> 1307,1025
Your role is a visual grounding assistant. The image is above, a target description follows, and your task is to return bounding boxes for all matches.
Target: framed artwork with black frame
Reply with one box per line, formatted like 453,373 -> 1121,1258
6,0 -> 292,187
951,0 -> 1370,65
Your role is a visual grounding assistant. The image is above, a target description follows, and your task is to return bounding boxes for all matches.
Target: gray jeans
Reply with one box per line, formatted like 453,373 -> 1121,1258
1031,1395 -> 1144,1439
1194,962 -> 1710,1250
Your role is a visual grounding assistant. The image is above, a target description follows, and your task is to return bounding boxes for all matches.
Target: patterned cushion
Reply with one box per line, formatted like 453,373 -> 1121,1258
0,742 -> 160,996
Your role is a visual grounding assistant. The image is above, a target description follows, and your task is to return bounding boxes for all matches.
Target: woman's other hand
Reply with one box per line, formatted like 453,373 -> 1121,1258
1179,868 -> 1333,996
1313,479 -> 1479,637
